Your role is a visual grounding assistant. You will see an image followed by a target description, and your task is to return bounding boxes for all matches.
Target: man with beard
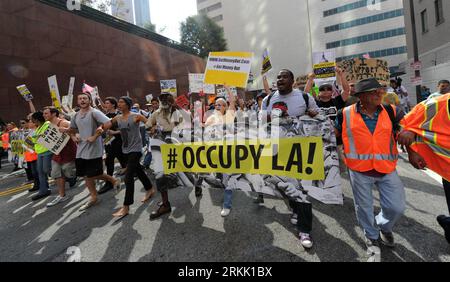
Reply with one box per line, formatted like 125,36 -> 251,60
145,93 -> 184,220
261,69 -> 319,249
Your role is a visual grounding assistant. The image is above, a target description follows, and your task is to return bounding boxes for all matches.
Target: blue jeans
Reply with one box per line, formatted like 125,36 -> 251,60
349,169 -> 406,240
37,151 -> 53,195
223,189 -> 233,209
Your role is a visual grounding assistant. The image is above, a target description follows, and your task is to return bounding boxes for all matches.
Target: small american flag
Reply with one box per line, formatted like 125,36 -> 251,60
82,81 -> 94,94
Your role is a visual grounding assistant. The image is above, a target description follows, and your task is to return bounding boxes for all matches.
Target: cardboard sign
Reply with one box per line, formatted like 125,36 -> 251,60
337,58 -> 390,85
189,74 -> 215,94
261,49 -> 273,75
36,123 -> 70,155
48,75 -> 62,110
216,86 -> 237,98
16,85 -> 33,101
204,52 -> 253,88
61,96 -> 71,109
160,80 -> 177,96
175,95 -> 190,109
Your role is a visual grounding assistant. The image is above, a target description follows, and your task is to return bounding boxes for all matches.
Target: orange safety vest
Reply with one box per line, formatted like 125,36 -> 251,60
400,94 -> 450,181
2,132 -> 9,150
342,104 -> 399,174
24,150 -> 38,162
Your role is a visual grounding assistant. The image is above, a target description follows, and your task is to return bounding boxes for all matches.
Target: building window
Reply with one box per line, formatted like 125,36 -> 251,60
326,28 -> 406,49
435,0 -> 445,25
323,0 -> 388,17
335,46 -> 407,61
421,9 -> 429,33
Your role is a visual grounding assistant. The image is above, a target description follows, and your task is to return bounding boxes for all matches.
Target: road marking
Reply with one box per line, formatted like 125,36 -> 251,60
0,184 -> 33,197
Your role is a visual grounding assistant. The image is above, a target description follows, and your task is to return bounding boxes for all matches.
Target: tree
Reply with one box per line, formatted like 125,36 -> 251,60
180,14 -> 227,58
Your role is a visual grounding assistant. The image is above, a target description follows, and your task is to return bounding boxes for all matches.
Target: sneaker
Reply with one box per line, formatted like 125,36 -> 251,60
437,215 -> 450,244
299,233 -> 313,249
46,195 -> 69,207
253,194 -> 264,204
79,200 -> 98,211
98,183 -> 113,195
221,208 -> 231,217
365,237 -> 381,262
290,213 -> 298,226
31,191 -> 51,201
380,230 -> 395,248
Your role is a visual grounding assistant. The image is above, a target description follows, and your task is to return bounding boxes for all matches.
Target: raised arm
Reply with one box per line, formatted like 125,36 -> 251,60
336,67 -> 350,101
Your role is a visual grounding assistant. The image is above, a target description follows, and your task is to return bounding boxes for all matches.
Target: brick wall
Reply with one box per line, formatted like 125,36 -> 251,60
0,0 -> 205,123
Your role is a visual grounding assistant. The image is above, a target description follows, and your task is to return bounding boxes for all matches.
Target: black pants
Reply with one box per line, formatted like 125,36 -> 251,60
289,200 -> 313,234
105,142 -> 127,178
444,179 -> 450,215
124,152 -> 153,206
24,164 -> 34,181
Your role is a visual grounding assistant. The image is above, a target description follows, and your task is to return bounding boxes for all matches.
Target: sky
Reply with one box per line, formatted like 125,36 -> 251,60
149,0 -> 198,42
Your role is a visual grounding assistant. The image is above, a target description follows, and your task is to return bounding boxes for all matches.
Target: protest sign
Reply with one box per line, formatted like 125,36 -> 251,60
204,52 -> 253,88
337,58 -> 390,85
68,77 -> 75,108
160,80 -> 177,96
175,95 -> 190,109
16,85 -> 33,101
189,74 -> 215,94
216,86 -> 237,98
9,131 -> 25,157
261,49 -> 273,75
48,75 -> 62,111
155,115 -> 342,204
146,94 -> 153,103
313,51 -> 336,86
161,137 -> 324,180
36,123 -> 70,155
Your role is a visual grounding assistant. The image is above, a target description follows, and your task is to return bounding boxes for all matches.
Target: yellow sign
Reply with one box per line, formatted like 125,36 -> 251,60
51,91 -> 62,110
204,52 -> 253,88
11,140 -> 25,157
161,137 -> 325,180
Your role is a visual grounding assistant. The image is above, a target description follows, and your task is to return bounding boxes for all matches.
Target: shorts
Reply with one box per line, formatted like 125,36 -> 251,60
75,158 -> 104,178
51,160 -> 76,179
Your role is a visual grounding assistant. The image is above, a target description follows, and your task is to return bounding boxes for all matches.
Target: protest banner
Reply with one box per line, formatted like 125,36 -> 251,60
313,51 -> 336,86
16,85 -> 33,101
175,95 -> 190,109
204,52 -> 253,88
261,49 -> 272,75
189,74 -> 215,94
160,80 -> 177,96
161,137 -> 324,180
156,115 -> 342,204
36,123 -> 70,155
48,75 -> 62,111
68,77 -> 75,108
337,58 -> 390,85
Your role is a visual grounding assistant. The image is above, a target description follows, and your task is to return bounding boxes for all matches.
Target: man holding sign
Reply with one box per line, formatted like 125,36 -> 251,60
42,107 -> 77,207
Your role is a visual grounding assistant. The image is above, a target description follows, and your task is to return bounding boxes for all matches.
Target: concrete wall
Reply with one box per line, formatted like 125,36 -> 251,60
0,0 -> 205,123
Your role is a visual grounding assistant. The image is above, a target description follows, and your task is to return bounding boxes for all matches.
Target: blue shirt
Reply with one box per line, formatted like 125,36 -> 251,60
334,103 -> 405,135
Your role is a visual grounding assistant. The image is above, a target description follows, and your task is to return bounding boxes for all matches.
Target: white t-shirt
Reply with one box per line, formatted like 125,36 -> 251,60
261,89 -> 319,117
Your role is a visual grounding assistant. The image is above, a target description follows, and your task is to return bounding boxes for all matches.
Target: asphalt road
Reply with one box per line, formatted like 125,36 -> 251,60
0,155 -> 449,262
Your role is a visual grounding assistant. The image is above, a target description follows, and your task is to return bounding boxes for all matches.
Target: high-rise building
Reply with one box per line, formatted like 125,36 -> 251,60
197,0 -> 313,90
401,0 -> 450,98
197,0 -> 408,90
111,0 -> 151,28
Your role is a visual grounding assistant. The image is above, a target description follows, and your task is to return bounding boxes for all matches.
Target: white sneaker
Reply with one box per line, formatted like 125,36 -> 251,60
221,208 -> 231,217
299,232 -> 313,249
46,195 -> 69,207
290,213 -> 298,225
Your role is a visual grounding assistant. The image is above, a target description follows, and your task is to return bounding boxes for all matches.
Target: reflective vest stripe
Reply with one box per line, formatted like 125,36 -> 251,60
344,106 -> 398,162
414,136 -> 450,159
421,99 -> 439,143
